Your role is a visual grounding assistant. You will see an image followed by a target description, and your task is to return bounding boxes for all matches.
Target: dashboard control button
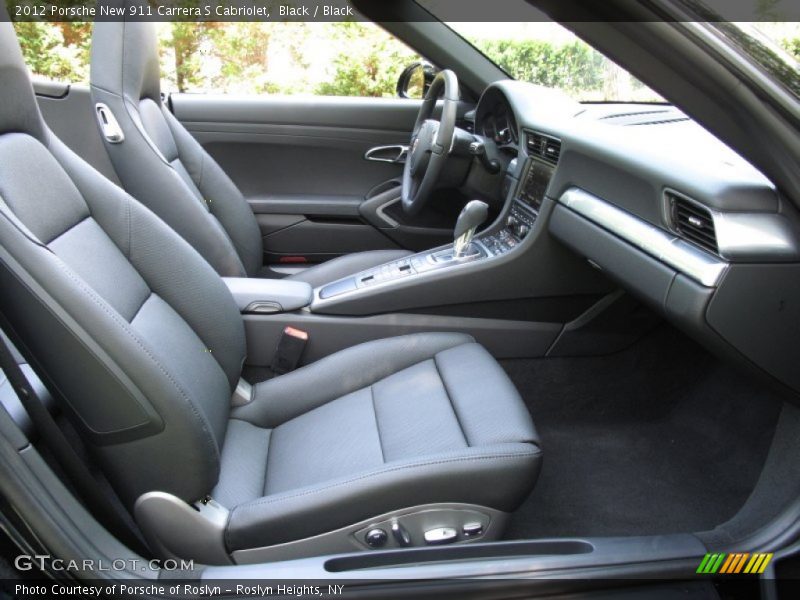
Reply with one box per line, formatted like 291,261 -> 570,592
365,528 -> 388,548
424,527 -> 458,545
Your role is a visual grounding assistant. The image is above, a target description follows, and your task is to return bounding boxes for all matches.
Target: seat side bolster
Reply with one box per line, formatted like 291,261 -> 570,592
233,333 -> 476,428
163,109 -> 264,278
435,343 -> 540,447
224,442 -> 542,551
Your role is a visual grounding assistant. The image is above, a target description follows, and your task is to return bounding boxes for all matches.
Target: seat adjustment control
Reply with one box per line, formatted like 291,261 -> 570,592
462,522 -> 484,537
365,528 -> 388,548
424,527 -> 458,545
391,521 -> 412,547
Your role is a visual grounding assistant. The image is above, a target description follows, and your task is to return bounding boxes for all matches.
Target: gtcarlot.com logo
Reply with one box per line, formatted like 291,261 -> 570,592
14,554 -> 194,573
696,552 -> 773,575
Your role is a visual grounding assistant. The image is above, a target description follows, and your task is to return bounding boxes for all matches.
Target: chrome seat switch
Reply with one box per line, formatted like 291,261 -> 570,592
423,526 -> 458,545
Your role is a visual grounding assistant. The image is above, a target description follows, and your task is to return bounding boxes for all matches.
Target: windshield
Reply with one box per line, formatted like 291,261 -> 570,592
444,21 -> 665,103
421,1 -> 800,104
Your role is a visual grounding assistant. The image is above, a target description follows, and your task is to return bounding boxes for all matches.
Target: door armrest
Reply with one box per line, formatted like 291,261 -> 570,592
222,278 -> 312,314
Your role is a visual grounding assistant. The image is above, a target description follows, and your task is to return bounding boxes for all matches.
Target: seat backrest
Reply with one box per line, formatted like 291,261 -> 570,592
90,14 -> 264,278
0,19 -> 244,505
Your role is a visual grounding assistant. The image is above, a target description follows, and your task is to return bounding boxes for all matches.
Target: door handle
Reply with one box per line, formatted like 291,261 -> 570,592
364,145 -> 409,164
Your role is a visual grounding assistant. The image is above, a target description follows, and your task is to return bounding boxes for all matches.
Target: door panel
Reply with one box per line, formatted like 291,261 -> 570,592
170,94 -> 424,261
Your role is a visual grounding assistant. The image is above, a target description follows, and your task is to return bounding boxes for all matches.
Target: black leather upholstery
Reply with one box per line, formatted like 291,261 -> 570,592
0,333 -> 55,436
219,333 -> 540,549
90,13 -> 412,285
0,20 -> 541,556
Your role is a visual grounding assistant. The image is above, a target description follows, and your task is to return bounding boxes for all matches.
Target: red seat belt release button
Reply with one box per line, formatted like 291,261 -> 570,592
271,326 -> 309,375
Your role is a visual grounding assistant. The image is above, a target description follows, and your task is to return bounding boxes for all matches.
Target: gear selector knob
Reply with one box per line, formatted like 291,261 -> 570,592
453,200 -> 489,258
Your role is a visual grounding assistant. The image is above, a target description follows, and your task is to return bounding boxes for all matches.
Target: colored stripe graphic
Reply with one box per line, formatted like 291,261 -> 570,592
719,554 -> 736,573
733,553 -> 749,573
699,552 -> 773,575
697,553 -> 726,574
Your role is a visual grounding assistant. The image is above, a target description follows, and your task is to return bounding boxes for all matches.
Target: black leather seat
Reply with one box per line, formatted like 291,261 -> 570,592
0,21 -> 541,563
89,18 -> 412,287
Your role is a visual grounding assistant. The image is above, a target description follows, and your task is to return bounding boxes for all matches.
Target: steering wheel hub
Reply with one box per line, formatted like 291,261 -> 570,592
409,120 -> 439,177
401,70 -> 459,216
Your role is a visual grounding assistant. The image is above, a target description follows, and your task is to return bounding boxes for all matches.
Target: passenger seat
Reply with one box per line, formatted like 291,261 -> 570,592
89,17 -> 412,287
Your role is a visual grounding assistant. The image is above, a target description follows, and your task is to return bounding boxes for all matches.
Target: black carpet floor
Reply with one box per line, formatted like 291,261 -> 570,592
501,326 -> 784,539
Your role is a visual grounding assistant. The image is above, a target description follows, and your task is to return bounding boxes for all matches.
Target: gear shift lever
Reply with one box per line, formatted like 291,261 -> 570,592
453,200 -> 489,258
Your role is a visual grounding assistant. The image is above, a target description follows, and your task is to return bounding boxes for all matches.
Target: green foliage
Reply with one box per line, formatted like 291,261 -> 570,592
161,22 -> 214,92
15,20 -> 798,101
316,22 -> 419,97
781,37 -> 800,61
476,38 -> 606,96
13,21 -> 90,82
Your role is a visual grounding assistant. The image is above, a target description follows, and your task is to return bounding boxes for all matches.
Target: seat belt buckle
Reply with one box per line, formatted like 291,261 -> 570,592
271,326 -> 308,375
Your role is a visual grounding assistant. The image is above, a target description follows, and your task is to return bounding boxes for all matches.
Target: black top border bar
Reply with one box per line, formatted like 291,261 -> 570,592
4,0 -> 800,23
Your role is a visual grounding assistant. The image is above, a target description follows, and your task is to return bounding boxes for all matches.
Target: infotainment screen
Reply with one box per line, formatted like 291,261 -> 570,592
517,158 -> 555,212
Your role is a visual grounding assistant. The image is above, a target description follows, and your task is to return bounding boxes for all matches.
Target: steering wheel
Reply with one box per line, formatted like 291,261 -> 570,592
401,69 -> 459,216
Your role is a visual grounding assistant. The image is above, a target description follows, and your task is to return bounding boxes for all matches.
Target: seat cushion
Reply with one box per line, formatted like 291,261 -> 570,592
215,333 -> 541,551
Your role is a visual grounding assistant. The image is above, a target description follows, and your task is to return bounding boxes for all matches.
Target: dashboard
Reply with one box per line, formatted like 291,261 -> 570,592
472,80 -> 800,400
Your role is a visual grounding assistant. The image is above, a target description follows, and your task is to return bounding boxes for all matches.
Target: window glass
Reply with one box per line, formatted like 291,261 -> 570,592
14,21 -> 424,98
157,21 -> 423,96
444,21 -> 666,103
422,0 -> 800,104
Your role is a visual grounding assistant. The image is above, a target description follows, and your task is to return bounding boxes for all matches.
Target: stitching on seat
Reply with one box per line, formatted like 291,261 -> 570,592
197,143 -> 207,191
262,425 -> 273,497
0,192 -> 52,252
369,385 -> 385,464
44,215 -> 92,246
125,196 -> 133,258
52,259 -> 220,467
432,354 -> 470,447
129,291 -> 154,325
256,334 -> 471,423
230,449 -> 541,514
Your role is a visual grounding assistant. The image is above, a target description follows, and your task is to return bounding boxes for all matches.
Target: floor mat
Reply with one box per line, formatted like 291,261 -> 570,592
501,325 -> 784,539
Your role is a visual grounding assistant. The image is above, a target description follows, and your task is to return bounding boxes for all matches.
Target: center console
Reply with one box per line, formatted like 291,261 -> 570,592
318,131 -> 559,303
223,277 -> 312,314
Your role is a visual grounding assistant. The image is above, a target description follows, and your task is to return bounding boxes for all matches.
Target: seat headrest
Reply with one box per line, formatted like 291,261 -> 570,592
0,20 -> 48,143
91,1 -> 161,103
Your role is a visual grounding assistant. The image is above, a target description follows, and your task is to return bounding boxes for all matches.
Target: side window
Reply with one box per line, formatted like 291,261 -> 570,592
157,22 -> 426,98
13,21 -> 425,99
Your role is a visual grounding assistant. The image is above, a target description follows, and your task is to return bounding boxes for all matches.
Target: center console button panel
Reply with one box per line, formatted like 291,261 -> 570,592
316,199 -> 540,301
480,199 -> 538,257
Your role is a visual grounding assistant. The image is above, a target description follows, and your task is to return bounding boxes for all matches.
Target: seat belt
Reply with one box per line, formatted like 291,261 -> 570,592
0,327 -> 149,555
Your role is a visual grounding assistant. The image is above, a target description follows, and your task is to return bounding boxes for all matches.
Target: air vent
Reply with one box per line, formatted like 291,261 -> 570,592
668,192 -> 718,255
526,132 -> 561,166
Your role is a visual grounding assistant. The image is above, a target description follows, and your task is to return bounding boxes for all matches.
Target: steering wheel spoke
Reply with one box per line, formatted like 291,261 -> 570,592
401,70 -> 459,216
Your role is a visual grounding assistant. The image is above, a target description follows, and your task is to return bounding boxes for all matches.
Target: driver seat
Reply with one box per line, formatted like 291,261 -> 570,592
89,19 -> 412,287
